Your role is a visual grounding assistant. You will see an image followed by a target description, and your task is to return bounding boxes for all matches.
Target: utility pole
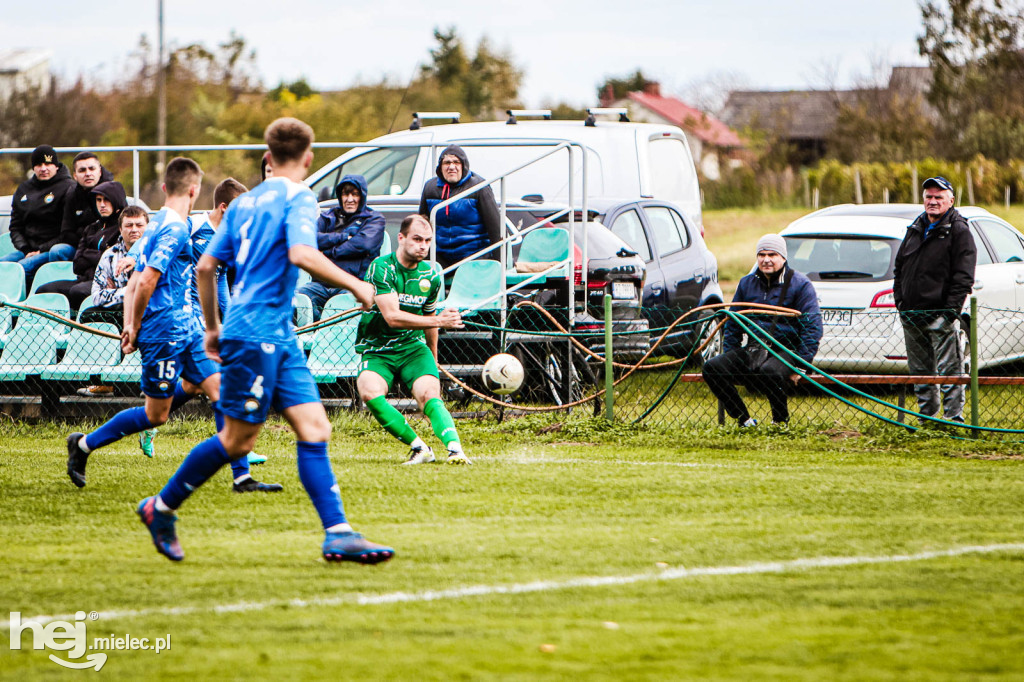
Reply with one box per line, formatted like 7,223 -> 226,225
156,0 -> 167,173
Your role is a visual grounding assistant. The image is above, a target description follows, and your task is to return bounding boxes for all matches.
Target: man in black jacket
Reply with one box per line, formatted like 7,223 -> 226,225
893,176 -> 977,423
60,152 -> 115,249
37,180 -> 127,312
2,145 -> 77,283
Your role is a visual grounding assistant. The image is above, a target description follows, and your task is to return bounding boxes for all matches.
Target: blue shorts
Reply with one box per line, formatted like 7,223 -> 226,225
219,337 -> 320,423
139,334 -> 219,399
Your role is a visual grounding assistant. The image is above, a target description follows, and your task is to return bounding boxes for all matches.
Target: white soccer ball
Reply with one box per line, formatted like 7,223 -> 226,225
481,353 -> 524,396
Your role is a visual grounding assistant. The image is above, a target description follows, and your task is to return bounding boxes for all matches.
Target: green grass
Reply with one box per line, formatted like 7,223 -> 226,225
2,413 -> 1024,680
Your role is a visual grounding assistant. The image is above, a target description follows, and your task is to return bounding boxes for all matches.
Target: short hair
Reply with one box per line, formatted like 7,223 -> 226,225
214,178 -> 248,208
73,152 -> 99,169
164,157 -> 203,196
264,117 -> 314,165
119,205 -> 149,227
400,214 -> 431,236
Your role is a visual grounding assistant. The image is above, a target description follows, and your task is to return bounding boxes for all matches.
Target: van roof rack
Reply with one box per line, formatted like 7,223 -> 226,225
584,107 -> 630,126
506,109 -> 552,124
410,112 -> 461,130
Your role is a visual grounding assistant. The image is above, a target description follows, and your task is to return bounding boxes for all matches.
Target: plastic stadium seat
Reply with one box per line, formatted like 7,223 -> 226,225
380,231 -> 392,256
0,306 -> 14,350
323,292 -> 357,317
0,262 -> 26,302
294,292 -> 314,350
507,227 -> 570,286
19,293 -> 72,348
0,323 -> 58,380
296,268 -> 312,289
444,260 -> 503,314
76,294 -> 95,321
40,323 -> 121,381
100,347 -> 142,384
0,232 -> 15,259
29,261 -> 76,295
306,319 -> 360,384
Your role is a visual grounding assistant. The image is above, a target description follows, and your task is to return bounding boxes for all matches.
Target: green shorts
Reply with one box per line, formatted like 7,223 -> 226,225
359,342 -> 439,390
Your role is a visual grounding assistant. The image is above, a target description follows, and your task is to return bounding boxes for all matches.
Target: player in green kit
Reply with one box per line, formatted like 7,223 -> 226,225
356,214 -> 470,465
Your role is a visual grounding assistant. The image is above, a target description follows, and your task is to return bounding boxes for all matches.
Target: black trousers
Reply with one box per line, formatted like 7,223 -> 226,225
702,348 -> 793,424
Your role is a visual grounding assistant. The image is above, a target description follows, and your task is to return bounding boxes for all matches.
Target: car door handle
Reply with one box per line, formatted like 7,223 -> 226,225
973,280 -> 984,290
1016,276 -> 1024,284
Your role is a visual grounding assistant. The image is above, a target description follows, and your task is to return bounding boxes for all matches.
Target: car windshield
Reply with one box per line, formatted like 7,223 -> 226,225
785,236 -> 898,281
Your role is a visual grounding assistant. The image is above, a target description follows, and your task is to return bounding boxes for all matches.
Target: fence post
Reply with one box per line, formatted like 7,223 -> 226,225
912,165 -> 919,203
966,168 -> 975,205
1006,185 -> 1012,209
970,296 -> 979,427
854,168 -> 863,204
604,293 -> 614,421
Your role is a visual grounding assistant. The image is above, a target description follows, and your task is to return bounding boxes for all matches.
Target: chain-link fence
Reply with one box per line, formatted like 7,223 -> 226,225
2,293 -> 1024,437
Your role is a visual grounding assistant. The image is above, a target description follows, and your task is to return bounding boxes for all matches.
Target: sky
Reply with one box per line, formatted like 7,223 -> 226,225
5,0 -> 928,109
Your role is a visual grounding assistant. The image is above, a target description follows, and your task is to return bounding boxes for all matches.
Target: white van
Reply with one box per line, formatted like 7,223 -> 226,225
305,117 -> 704,229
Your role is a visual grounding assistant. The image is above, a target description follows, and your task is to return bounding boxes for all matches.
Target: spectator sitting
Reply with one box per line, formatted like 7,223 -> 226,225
60,152 -> 115,250
418,144 -> 501,270
298,173 -> 384,321
80,205 -> 148,330
2,145 -> 77,284
37,181 -> 128,312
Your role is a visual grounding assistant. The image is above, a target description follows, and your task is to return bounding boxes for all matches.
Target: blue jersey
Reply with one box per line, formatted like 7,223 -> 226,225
208,177 -> 319,343
137,207 -> 199,344
189,214 -> 230,318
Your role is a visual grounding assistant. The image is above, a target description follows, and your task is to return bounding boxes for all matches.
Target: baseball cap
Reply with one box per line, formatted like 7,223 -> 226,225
922,176 -> 953,192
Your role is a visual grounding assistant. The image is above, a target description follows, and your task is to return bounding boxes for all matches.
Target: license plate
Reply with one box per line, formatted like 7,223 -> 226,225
822,308 -> 853,326
611,282 -> 635,299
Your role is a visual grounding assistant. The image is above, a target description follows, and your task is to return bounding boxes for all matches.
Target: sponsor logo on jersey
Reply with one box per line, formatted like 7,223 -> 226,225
244,399 -> 260,413
261,343 -> 276,354
398,293 -> 427,306
418,279 -> 431,293
44,193 -> 54,204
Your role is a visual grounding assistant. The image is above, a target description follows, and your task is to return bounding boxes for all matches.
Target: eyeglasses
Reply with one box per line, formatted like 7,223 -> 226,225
441,160 -> 462,166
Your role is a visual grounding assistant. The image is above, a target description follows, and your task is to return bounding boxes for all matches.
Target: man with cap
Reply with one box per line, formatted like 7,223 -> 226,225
418,144 -> 502,270
702,234 -> 822,426
298,173 -> 385,321
893,176 -> 977,424
3,145 -> 77,282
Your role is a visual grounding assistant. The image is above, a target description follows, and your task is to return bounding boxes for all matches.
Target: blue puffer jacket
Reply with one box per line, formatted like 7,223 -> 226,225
418,144 -> 501,265
316,174 -> 385,280
723,265 -> 823,363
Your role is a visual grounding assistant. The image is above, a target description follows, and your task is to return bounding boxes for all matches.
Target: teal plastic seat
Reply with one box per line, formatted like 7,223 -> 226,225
507,227 -> 571,286
0,262 -> 26,302
379,231 -> 392,256
323,292 -> 357,317
100,347 -> 142,384
296,268 -> 312,289
0,323 -> 58,380
76,294 -> 95,321
0,306 -> 15,350
294,293 -> 314,350
444,260 -> 503,314
41,323 -> 121,381
306,312 -> 360,384
0,232 -> 15,259
29,261 -> 76,295
19,293 -> 72,349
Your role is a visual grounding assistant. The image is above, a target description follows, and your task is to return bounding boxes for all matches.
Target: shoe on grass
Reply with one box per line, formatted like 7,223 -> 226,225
246,451 -> 267,465
446,450 -> 471,465
403,445 -> 435,465
139,428 -> 157,458
322,530 -> 394,564
136,496 -> 183,562
232,477 -> 284,493
66,432 -> 89,488
739,417 -> 758,428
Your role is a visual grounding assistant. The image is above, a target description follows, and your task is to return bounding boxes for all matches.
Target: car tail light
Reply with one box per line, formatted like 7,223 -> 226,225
574,322 -> 604,332
870,289 -> 896,308
573,243 -> 585,286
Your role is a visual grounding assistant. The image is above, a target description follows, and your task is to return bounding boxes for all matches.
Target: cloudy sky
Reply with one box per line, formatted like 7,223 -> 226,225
8,0 -> 927,107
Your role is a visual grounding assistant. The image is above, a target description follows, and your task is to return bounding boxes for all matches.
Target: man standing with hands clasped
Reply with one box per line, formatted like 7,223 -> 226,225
894,176 -> 977,424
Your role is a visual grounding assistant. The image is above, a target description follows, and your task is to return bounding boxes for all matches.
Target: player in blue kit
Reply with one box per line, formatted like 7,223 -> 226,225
137,117 -> 394,564
65,160 -> 278,493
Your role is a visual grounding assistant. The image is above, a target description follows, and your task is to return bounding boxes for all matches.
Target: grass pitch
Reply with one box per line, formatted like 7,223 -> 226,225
2,412 -> 1023,680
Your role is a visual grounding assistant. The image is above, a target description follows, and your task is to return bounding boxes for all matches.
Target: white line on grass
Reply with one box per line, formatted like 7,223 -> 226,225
8,542 -> 1023,628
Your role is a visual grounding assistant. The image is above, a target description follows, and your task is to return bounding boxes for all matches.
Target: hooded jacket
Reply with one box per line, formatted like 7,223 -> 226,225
72,181 -> 127,281
418,144 -> 502,265
893,207 -> 977,315
723,264 -> 823,363
60,165 -> 115,247
9,163 -> 76,253
315,174 -> 385,280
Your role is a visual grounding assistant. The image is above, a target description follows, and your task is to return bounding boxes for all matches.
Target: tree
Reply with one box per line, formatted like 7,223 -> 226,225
596,69 -> 656,104
418,27 -> 522,118
918,0 -> 1024,158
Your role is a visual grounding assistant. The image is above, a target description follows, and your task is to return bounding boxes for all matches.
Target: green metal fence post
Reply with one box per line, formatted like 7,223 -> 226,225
604,293 -> 614,421
970,296 -> 979,427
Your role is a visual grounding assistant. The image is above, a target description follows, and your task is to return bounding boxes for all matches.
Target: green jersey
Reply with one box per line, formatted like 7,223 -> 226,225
356,253 -> 442,354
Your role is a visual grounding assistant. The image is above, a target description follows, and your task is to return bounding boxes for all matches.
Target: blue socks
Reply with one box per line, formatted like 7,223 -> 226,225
296,441 -> 346,529
159,435 -> 231,509
85,407 -> 155,451
170,382 -> 194,412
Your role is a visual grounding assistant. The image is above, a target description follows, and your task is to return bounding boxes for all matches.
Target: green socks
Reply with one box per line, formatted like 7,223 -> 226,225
424,398 -> 460,449
366,395 -> 418,445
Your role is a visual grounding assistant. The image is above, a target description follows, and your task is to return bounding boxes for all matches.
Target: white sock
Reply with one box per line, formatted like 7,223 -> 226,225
154,496 -> 173,514
410,437 -> 427,451
326,523 -> 352,534
447,441 -> 463,453
233,474 -> 252,485
78,436 -> 91,453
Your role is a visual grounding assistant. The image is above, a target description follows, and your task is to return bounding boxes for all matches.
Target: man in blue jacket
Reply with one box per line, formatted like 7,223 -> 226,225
703,234 -> 822,426
418,144 -> 502,269
298,174 -> 385,321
